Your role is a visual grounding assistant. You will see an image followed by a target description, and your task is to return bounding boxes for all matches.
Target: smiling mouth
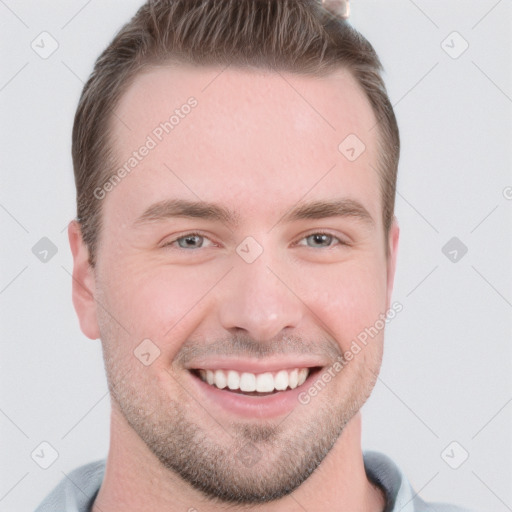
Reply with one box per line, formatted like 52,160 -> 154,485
190,367 -> 322,396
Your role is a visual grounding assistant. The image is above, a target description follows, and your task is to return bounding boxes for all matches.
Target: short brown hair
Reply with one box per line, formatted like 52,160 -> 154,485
73,0 -> 399,266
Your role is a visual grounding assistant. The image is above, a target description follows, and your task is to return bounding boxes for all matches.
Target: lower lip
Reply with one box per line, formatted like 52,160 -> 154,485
188,370 -> 320,419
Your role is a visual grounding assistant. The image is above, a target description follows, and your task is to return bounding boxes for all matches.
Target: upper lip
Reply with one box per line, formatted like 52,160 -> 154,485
185,356 -> 328,374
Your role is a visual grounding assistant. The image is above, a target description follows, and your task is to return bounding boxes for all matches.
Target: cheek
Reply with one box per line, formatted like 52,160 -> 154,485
100,257 -> 221,347
298,258 -> 388,351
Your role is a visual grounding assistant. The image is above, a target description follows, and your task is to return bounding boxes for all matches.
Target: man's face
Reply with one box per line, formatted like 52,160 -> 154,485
73,64 -> 398,503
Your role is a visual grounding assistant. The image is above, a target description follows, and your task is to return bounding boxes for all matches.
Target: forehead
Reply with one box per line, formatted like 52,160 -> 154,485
106,63 -> 380,226
114,63 -> 377,147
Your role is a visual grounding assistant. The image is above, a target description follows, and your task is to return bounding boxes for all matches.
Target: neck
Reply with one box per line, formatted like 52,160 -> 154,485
93,407 -> 385,512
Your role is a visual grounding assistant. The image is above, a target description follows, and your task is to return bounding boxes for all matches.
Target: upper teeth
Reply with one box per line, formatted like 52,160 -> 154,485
197,368 -> 310,392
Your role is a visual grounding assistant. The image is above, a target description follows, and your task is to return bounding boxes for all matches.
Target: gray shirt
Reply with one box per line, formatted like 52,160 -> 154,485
34,451 -> 473,511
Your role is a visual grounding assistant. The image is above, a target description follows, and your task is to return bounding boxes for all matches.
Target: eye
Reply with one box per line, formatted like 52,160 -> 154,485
162,232 -> 215,250
296,232 -> 347,249
162,231 -> 347,251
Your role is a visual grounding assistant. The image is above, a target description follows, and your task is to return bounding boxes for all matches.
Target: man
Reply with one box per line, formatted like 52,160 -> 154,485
36,0 -> 473,510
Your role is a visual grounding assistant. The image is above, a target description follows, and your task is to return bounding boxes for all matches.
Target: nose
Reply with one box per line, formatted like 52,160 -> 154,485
217,254 -> 304,343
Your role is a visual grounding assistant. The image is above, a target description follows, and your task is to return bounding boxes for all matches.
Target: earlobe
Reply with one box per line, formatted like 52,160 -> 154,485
386,217 -> 400,309
68,220 -> 100,340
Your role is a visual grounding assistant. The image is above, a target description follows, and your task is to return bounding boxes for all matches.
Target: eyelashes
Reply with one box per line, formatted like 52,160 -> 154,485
295,231 -> 349,249
162,231 -> 350,250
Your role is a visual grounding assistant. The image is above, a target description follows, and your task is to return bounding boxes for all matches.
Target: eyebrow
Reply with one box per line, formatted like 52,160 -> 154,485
133,198 -> 374,228
280,198 -> 374,226
134,199 -> 240,227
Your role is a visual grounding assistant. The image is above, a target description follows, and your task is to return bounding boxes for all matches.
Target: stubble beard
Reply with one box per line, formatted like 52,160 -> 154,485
104,353 -> 378,505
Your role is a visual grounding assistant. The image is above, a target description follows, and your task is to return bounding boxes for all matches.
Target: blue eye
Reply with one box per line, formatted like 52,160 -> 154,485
298,232 -> 344,248
177,234 -> 204,249
163,231 -> 346,251
164,233 -> 214,249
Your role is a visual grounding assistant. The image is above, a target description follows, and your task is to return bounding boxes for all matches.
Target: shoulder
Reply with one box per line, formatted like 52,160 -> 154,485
34,459 -> 105,512
363,451 -> 476,512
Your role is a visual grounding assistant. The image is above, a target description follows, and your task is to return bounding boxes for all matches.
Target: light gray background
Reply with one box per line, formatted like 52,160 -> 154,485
1,1 -> 511,511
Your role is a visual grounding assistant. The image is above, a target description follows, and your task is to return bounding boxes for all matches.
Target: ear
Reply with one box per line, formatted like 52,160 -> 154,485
68,220 -> 100,340
385,216 -> 400,309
